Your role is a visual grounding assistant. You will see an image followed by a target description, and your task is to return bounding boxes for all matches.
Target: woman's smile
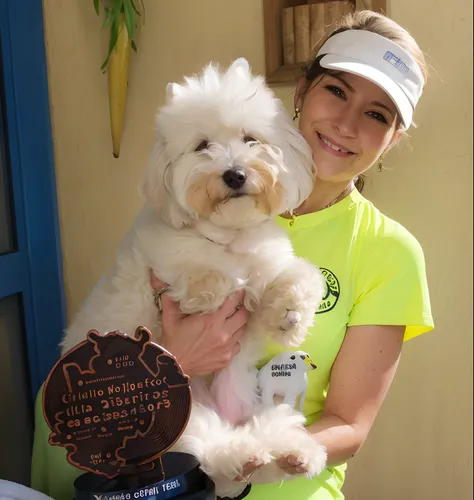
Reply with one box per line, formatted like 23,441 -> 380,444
316,132 -> 355,157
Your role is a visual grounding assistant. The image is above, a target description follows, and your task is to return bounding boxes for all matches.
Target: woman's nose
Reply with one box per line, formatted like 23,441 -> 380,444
331,108 -> 359,138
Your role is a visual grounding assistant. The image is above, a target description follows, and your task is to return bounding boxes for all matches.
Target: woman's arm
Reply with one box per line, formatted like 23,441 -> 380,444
277,324 -> 404,474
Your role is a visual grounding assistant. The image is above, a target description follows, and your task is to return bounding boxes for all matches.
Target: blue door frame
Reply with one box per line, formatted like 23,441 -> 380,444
0,0 -> 66,398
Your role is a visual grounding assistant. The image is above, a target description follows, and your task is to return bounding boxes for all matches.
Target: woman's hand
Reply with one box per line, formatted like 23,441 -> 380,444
150,273 -> 249,378
234,455 -> 307,482
275,455 -> 308,475
234,458 -> 263,482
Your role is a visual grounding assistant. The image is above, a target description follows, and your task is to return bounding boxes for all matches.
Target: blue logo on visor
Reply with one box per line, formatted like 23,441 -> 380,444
383,51 -> 409,74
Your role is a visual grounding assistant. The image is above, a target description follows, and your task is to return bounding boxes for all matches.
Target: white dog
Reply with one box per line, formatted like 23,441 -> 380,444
61,58 -> 327,498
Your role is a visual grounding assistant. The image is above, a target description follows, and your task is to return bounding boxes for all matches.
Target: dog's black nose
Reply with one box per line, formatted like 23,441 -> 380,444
222,169 -> 247,189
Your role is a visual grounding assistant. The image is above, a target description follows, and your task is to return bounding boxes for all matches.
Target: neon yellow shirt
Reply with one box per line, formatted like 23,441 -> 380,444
31,190 -> 434,500
248,189 -> 434,499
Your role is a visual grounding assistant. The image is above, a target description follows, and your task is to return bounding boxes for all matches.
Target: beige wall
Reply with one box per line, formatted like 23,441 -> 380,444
43,1 -> 472,499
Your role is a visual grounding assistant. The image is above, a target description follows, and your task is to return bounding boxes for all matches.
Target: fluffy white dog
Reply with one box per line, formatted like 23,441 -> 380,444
61,58 -> 327,498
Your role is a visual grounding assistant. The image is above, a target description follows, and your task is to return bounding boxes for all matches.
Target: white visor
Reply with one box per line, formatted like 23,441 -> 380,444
316,30 -> 424,128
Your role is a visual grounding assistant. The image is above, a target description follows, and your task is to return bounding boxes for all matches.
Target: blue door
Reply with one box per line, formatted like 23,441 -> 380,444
0,0 -> 66,485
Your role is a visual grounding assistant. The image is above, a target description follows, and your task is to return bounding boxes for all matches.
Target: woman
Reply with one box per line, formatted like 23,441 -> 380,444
31,10 -> 433,500
151,10 -> 434,500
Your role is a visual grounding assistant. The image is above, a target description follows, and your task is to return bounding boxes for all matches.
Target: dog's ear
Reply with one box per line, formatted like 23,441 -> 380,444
166,82 -> 184,102
275,101 -> 315,211
139,130 -> 191,229
228,58 -> 251,78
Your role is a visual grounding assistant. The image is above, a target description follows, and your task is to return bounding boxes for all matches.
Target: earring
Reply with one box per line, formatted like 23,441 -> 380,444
377,154 -> 385,172
293,107 -> 300,121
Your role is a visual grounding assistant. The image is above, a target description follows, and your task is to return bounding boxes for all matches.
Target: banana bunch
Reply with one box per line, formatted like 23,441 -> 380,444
94,0 -> 144,158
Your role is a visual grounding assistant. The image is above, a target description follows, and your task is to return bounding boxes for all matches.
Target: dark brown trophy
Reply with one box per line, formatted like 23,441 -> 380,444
42,326 -> 216,500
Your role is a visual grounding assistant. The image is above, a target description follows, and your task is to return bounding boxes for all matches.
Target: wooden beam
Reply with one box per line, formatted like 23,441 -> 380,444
355,0 -> 387,13
263,0 -> 284,76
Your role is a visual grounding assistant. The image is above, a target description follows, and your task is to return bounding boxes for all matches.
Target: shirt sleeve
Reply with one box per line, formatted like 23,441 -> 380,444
347,223 -> 434,341
31,385 -> 82,500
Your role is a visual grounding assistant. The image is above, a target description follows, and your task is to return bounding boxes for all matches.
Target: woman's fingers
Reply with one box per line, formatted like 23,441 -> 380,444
219,289 -> 246,318
234,458 -> 262,482
276,455 -> 307,475
225,306 -> 250,333
160,292 -> 187,326
234,455 -> 307,483
150,271 -> 167,291
150,271 -> 248,358
149,272 -> 186,324
231,338 -> 242,356
151,271 -> 248,327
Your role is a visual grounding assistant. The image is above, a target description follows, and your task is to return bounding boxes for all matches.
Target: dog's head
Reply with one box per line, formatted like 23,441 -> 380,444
140,58 -> 314,229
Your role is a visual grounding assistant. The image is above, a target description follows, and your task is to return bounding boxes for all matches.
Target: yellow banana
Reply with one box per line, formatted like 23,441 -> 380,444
108,13 -> 131,158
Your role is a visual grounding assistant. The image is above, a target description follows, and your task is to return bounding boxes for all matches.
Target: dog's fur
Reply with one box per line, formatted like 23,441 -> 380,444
61,59 -> 327,497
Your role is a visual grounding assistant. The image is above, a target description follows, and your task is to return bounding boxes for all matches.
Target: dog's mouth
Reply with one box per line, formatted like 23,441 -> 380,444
215,189 -> 249,206
230,191 -> 247,199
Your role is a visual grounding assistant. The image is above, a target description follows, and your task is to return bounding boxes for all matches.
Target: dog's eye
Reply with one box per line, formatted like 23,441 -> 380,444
195,140 -> 209,152
243,135 -> 259,145
300,355 -> 306,360
290,355 -> 295,360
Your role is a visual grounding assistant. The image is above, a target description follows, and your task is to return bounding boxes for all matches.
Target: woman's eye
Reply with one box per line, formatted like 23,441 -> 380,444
325,85 -> 346,99
367,111 -> 389,124
195,139 -> 209,152
243,135 -> 259,145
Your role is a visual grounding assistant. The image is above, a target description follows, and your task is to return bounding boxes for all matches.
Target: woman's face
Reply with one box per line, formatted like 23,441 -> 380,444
296,71 -> 402,183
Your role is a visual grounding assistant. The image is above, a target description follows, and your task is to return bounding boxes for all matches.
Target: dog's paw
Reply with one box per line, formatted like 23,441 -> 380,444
199,432 -> 270,489
257,260 -> 325,346
257,284 -> 314,347
261,293 -> 312,347
248,405 -> 326,481
177,268 -> 238,314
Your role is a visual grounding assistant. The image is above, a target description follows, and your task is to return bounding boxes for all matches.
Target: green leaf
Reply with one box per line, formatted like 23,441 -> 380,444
111,0 -> 123,24
108,14 -> 120,53
122,0 -> 135,41
131,0 -> 145,24
130,0 -> 140,15
102,8 -> 114,29
101,2 -> 122,70
97,0 -> 143,70
100,58 -> 109,72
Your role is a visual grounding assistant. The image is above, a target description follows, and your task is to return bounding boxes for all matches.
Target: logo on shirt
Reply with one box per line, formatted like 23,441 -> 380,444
316,268 -> 340,314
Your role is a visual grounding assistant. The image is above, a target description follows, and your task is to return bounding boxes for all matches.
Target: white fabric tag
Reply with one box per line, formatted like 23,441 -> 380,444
257,351 -> 317,412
